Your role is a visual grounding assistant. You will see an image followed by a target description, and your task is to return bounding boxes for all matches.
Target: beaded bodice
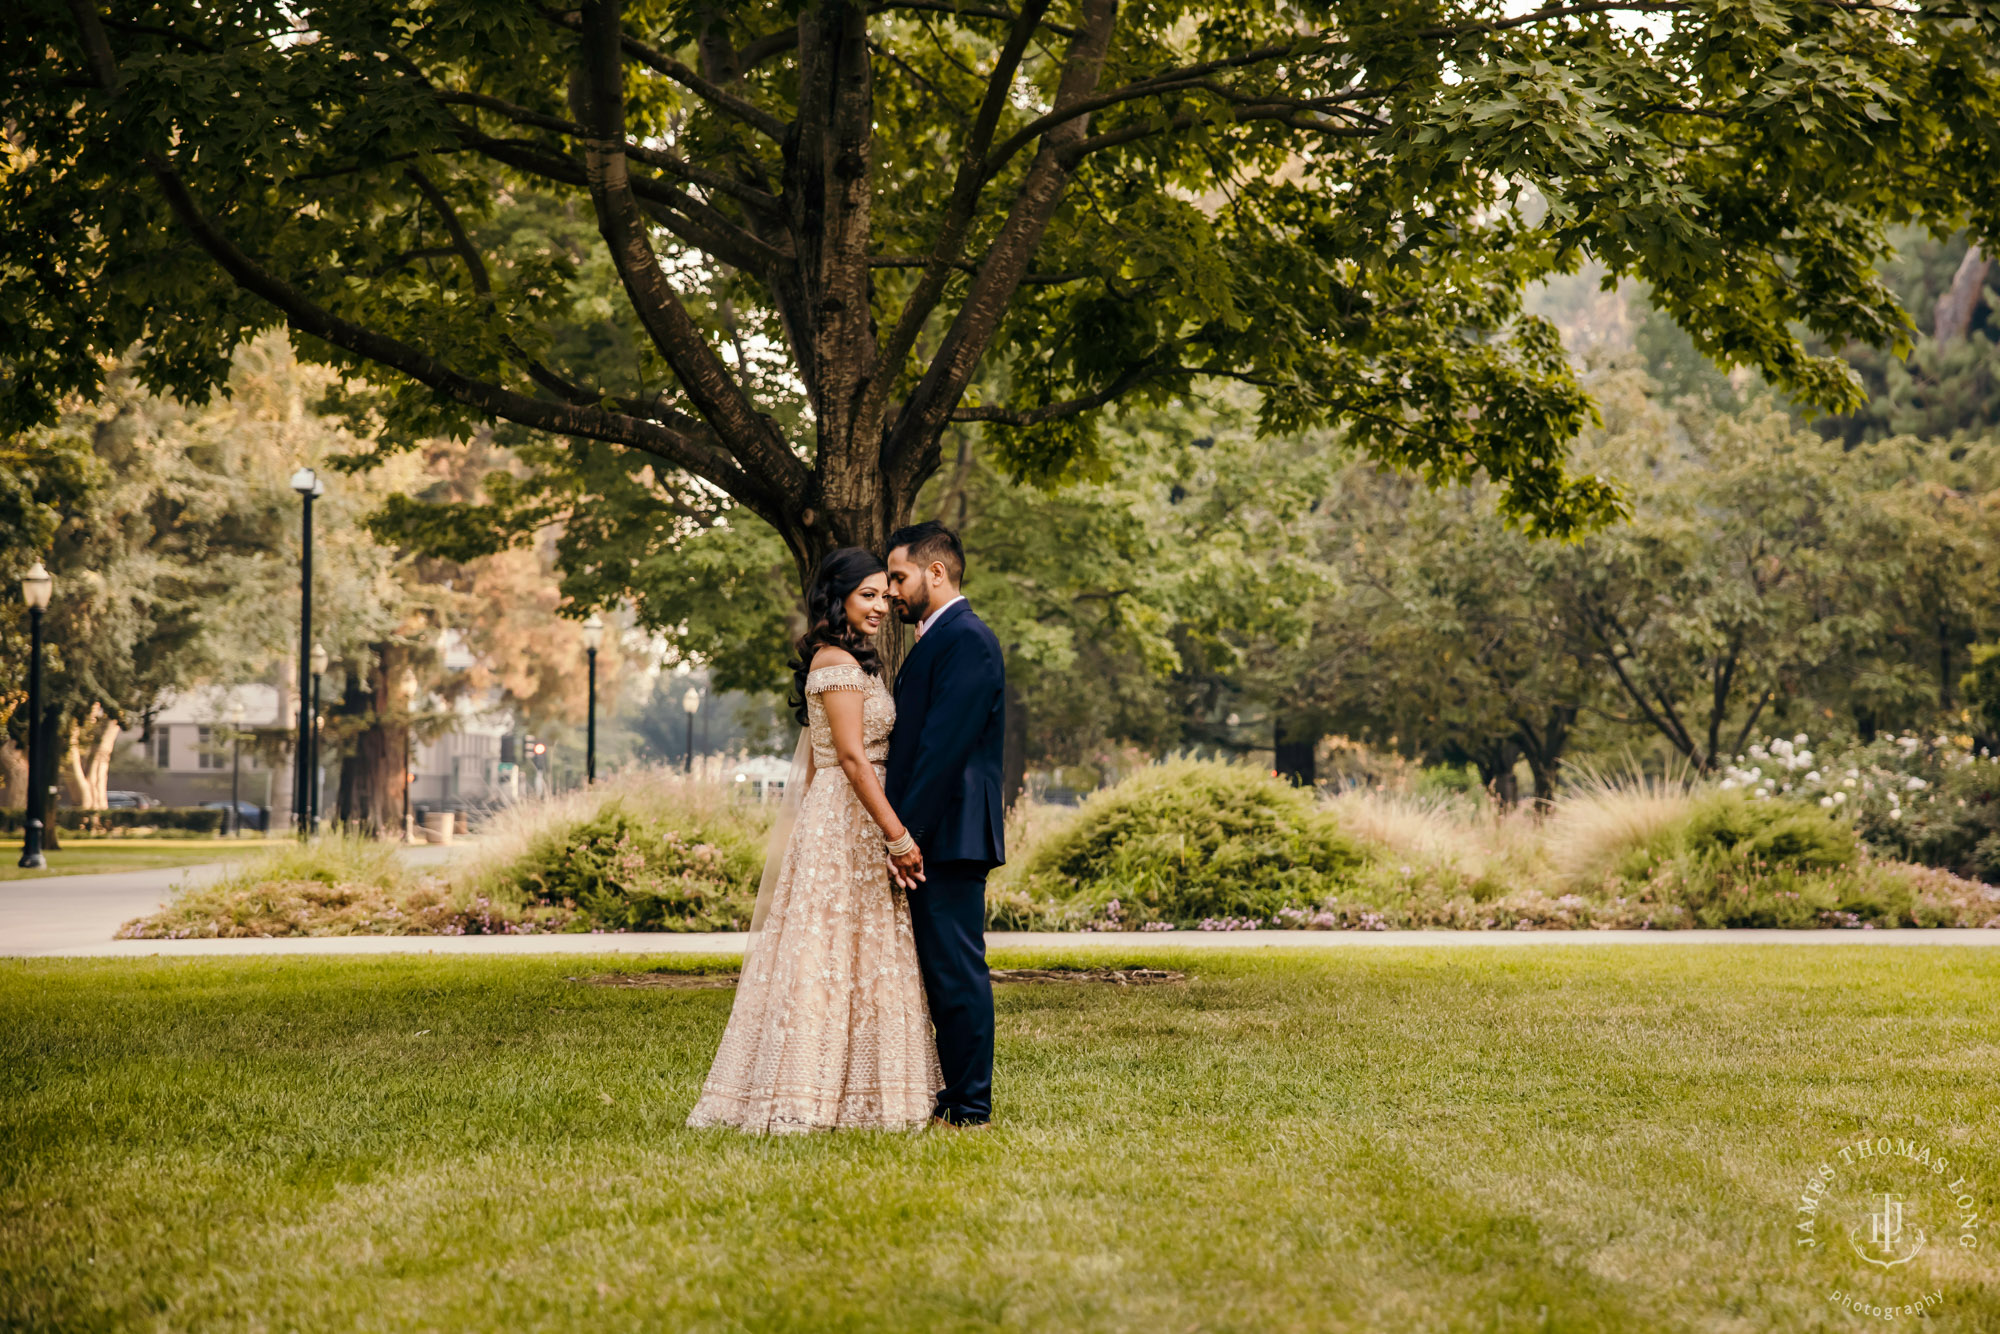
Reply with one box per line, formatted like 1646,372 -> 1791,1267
805,664 -> 894,770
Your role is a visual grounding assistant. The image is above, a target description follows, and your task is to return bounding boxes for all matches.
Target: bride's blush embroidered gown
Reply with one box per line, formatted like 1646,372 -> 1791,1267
686,663 -> 942,1133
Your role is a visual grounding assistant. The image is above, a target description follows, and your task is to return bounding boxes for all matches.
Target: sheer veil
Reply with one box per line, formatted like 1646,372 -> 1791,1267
748,728 -> 815,934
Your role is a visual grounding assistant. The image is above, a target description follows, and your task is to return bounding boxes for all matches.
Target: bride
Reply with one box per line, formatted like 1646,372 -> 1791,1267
686,547 -> 941,1133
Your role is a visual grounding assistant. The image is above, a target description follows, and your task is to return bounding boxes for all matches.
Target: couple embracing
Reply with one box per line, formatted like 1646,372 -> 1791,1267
687,521 -> 1006,1133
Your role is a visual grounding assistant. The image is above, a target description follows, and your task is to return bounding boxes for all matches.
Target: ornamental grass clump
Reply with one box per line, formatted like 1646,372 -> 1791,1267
119,834 -> 576,938
1010,758 -> 1364,928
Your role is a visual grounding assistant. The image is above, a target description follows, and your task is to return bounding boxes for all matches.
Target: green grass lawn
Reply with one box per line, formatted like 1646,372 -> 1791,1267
0,837 -> 283,882
3,949 -> 1997,1332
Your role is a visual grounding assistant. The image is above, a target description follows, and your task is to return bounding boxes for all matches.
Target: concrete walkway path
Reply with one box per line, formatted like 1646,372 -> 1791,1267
0,862 -> 229,957
0,843 -> 472,958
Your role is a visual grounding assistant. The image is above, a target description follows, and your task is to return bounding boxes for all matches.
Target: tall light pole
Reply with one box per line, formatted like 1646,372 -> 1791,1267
227,697 -> 246,838
289,466 -> 322,838
308,641 -> 328,834
582,614 -> 604,784
682,686 -> 700,777
16,562 -> 52,869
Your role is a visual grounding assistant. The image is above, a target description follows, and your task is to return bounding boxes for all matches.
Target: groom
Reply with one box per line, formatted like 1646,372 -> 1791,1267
884,521 -> 1006,1128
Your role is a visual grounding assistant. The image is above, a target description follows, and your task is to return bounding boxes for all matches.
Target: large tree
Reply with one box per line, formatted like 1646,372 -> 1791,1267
11,0 -> 1996,599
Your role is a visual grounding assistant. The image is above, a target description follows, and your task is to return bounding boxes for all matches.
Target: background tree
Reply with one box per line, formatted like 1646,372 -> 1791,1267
2,335 -> 625,833
1276,467 -> 1593,803
13,0 -> 1994,615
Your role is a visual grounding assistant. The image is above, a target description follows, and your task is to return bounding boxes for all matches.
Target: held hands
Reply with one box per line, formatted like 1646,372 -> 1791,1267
885,827 -> 926,889
889,845 -> 925,888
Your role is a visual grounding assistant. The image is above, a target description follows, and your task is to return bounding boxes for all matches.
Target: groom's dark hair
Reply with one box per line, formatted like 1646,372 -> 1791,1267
886,519 -> 964,586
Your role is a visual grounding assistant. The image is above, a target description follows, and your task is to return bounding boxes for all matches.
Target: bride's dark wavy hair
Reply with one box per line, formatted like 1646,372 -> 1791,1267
788,546 -> 887,724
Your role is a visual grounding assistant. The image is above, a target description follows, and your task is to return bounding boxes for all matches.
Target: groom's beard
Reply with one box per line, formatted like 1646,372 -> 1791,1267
895,585 -> 930,625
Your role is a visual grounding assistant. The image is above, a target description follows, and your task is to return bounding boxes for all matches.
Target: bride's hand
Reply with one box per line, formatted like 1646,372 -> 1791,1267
889,844 -> 925,888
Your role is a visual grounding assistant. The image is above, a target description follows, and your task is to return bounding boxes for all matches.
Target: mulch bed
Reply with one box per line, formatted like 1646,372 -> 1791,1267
575,966 -> 1186,989
570,972 -> 741,990
987,967 -> 1184,986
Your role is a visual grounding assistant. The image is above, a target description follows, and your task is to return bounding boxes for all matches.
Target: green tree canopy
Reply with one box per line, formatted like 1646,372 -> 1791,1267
11,0 -> 1997,593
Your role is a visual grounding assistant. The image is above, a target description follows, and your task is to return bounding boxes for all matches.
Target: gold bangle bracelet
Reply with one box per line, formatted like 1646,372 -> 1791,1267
885,831 -> 916,857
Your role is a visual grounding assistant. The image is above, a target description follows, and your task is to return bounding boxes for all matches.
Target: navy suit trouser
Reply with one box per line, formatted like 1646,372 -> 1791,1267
907,860 -> 993,1122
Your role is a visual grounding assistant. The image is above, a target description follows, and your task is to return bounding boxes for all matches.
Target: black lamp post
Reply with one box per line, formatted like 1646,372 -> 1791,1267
582,614 -> 604,784
227,697 -> 245,838
16,562 -> 52,869
289,466 -> 322,838
308,641 -> 327,834
681,686 -> 700,776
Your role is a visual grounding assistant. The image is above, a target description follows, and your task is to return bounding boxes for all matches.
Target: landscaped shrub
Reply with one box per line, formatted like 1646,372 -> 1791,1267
1010,759 -> 1365,927
994,774 -> 2000,931
122,774 -> 774,938
1843,742 -> 2000,884
497,799 -> 760,931
1719,732 -> 2000,884
454,772 -> 771,931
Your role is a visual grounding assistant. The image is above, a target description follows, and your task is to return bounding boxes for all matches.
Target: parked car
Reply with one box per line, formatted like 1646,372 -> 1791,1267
104,790 -> 161,810
201,800 -> 267,832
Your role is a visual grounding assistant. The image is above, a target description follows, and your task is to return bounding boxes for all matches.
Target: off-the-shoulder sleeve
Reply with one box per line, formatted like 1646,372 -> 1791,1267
805,663 -> 872,695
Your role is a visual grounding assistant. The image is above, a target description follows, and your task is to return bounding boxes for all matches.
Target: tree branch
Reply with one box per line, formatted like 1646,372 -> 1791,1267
435,89 -> 784,215
981,43 -> 1335,172
869,255 -> 1083,283
870,1 -> 1081,39
883,0 -> 1124,493
566,15 -> 791,140
1062,102 -> 1381,162
949,361 -> 1158,425
404,167 -> 604,408
454,129 -> 790,273
572,0 -> 808,508
862,0 -> 1054,441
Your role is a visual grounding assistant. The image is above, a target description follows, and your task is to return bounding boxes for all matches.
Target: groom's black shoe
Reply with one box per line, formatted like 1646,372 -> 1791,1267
931,1109 -> 991,1129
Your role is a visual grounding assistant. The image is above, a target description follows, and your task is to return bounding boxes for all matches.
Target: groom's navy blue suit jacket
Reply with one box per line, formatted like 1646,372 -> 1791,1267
886,599 -> 1007,867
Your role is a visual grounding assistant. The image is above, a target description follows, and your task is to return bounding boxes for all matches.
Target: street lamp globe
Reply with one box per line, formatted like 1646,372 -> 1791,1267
20,562 -> 52,610
309,642 -> 329,676
228,697 -> 246,725
581,613 -> 605,652
289,466 -> 318,495
682,687 -> 700,716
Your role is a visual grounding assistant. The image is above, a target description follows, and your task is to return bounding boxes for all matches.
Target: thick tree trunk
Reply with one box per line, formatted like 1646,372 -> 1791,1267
61,705 -> 120,809
1274,714 -> 1318,788
1517,703 -> 1575,812
1475,739 -> 1523,808
1935,245 -> 1989,345
1002,677 -> 1027,811
341,644 -> 411,838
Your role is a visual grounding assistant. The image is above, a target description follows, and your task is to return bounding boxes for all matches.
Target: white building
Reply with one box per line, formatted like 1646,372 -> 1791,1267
112,682 -> 516,828
111,684 -> 292,820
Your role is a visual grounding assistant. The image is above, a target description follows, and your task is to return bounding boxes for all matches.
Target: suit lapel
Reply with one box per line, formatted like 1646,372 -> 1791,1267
895,599 -> 971,697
